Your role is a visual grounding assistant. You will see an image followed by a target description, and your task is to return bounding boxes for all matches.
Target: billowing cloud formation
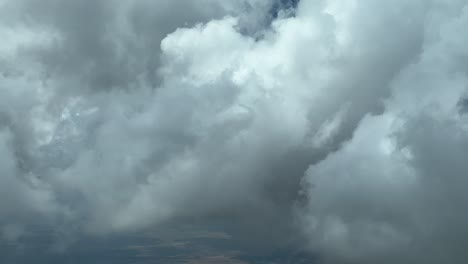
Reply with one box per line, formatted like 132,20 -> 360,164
300,1 -> 468,262
1,0 -> 468,262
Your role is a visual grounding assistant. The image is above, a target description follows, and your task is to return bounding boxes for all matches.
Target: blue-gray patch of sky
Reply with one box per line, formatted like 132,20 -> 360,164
271,0 -> 300,18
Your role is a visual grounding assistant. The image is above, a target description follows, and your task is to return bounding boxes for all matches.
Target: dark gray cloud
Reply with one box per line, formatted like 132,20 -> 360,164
3,0 -> 275,93
1,0 -> 468,263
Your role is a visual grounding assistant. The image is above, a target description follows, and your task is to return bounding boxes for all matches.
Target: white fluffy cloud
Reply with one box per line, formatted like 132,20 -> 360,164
1,0 -> 468,262
301,1 -> 468,263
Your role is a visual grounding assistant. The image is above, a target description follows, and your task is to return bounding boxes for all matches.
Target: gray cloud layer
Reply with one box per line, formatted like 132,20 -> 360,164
1,0 -> 468,262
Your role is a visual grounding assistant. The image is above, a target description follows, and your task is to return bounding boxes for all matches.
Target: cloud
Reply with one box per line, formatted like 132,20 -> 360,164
300,1 -> 468,263
1,0 -> 468,262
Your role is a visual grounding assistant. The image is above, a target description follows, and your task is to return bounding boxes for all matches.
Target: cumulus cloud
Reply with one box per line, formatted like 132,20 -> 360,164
1,0 -> 468,262
300,1 -> 468,263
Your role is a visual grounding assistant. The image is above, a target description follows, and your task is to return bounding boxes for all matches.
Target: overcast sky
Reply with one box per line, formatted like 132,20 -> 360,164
1,0 -> 468,263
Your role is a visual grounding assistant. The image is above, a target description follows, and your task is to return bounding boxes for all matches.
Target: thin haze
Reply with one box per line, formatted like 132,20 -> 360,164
1,0 -> 468,263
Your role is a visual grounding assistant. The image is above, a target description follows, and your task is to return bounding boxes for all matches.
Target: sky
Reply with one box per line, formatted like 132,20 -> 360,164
1,0 -> 468,263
